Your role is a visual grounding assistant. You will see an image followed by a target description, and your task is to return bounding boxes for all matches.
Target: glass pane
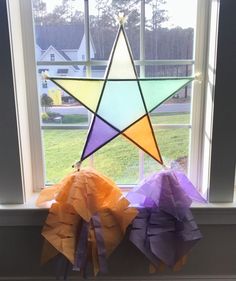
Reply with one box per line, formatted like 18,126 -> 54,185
149,83 -> 193,125
93,136 -> 139,185
89,0 -> 140,60
144,128 -> 190,177
39,66 -> 90,183
38,65 -> 89,126
33,0 -> 84,61
145,65 -> 193,124
91,65 -> 106,78
42,129 -> 89,184
150,113 -> 190,125
145,0 -> 197,60
145,65 -> 193,77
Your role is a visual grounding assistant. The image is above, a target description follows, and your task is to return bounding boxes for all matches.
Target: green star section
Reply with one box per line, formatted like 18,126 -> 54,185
139,78 -> 193,112
48,23 -> 194,165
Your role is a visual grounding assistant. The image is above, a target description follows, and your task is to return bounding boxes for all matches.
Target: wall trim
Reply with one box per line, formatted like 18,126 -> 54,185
1,194 -> 236,226
1,205 -> 236,226
1,275 -> 236,281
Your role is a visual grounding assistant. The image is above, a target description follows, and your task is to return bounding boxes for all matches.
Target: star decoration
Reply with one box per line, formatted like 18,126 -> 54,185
48,24 -> 193,165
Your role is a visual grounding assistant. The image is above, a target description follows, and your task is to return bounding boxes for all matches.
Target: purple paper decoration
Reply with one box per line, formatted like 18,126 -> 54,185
126,170 -> 207,210
82,116 -> 119,159
91,213 -> 108,274
74,213 -> 108,274
129,207 -> 202,267
126,170 -> 206,267
174,171 -> 207,203
73,220 -> 89,271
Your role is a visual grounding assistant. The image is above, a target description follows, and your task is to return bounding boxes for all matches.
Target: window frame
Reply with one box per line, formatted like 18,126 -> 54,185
6,0 -> 234,204
36,0 -> 196,186
22,0 -> 210,190
34,0 -> 202,188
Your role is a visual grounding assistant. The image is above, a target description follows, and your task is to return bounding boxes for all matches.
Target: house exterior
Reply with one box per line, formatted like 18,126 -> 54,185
35,24 -> 96,104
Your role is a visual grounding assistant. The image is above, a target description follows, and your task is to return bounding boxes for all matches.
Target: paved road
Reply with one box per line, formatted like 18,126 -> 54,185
50,103 -> 190,115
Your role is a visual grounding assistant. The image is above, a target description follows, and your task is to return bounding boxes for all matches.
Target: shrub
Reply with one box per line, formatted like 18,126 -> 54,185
41,112 -> 49,122
47,112 -> 62,119
41,94 -> 53,112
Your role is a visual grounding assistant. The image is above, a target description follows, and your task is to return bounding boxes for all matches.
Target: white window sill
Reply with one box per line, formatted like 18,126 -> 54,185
1,193 -> 236,226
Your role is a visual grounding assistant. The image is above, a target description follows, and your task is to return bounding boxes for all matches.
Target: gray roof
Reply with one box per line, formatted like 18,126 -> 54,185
58,50 -> 72,60
35,24 -> 84,50
58,50 -> 80,70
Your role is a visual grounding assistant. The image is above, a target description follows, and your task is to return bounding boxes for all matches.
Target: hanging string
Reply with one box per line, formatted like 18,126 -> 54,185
72,160 -> 82,171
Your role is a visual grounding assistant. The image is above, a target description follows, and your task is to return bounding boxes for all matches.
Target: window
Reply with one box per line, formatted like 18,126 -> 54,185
5,0 -> 235,204
29,0 -> 203,187
50,53 -> 55,61
57,69 -> 69,75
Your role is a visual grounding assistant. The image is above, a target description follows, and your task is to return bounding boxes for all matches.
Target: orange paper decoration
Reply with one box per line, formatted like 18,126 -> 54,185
37,168 -> 137,275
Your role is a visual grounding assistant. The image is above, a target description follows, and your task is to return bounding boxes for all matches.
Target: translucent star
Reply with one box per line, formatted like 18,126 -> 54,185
49,25 -> 193,165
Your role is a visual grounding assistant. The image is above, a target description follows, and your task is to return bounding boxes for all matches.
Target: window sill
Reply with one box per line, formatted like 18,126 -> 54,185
1,193 -> 236,226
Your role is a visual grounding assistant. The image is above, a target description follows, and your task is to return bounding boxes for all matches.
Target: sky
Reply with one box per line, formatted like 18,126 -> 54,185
46,0 -> 197,28
155,0 -> 197,28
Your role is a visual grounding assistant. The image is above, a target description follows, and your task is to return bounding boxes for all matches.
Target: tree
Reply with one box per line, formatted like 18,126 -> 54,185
90,0 -> 149,59
33,0 -> 47,25
144,0 -> 169,31
41,94 -> 53,113
147,0 -> 168,64
32,0 -> 84,25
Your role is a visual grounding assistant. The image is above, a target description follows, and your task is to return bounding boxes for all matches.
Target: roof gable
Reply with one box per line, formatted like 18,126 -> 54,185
39,45 -> 80,71
40,45 -> 64,61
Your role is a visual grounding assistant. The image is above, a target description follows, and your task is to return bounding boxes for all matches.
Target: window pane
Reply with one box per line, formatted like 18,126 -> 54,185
93,136 -> 139,185
42,129 -> 89,184
150,113 -> 190,125
91,66 -> 106,78
36,59 -> 89,184
32,0 -> 196,185
145,65 -> 193,77
90,0 -> 140,60
144,128 -> 190,177
145,65 -> 193,125
149,84 -> 193,125
37,64 -> 88,125
33,1 -> 84,24
33,2 -> 84,61
145,0 -> 197,60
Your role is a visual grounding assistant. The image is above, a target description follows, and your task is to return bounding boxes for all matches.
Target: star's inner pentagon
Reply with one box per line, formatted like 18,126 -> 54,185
97,80 -> 146,131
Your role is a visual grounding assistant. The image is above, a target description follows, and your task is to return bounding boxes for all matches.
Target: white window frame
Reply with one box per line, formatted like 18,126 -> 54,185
6,0 -> 227,203
36,0 -> 196,186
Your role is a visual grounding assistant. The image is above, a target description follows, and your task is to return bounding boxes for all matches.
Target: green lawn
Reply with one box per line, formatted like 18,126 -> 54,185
43,113 -> 190,184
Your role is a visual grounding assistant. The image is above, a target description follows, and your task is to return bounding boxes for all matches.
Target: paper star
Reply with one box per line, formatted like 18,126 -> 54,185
49,25 -> 193,165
